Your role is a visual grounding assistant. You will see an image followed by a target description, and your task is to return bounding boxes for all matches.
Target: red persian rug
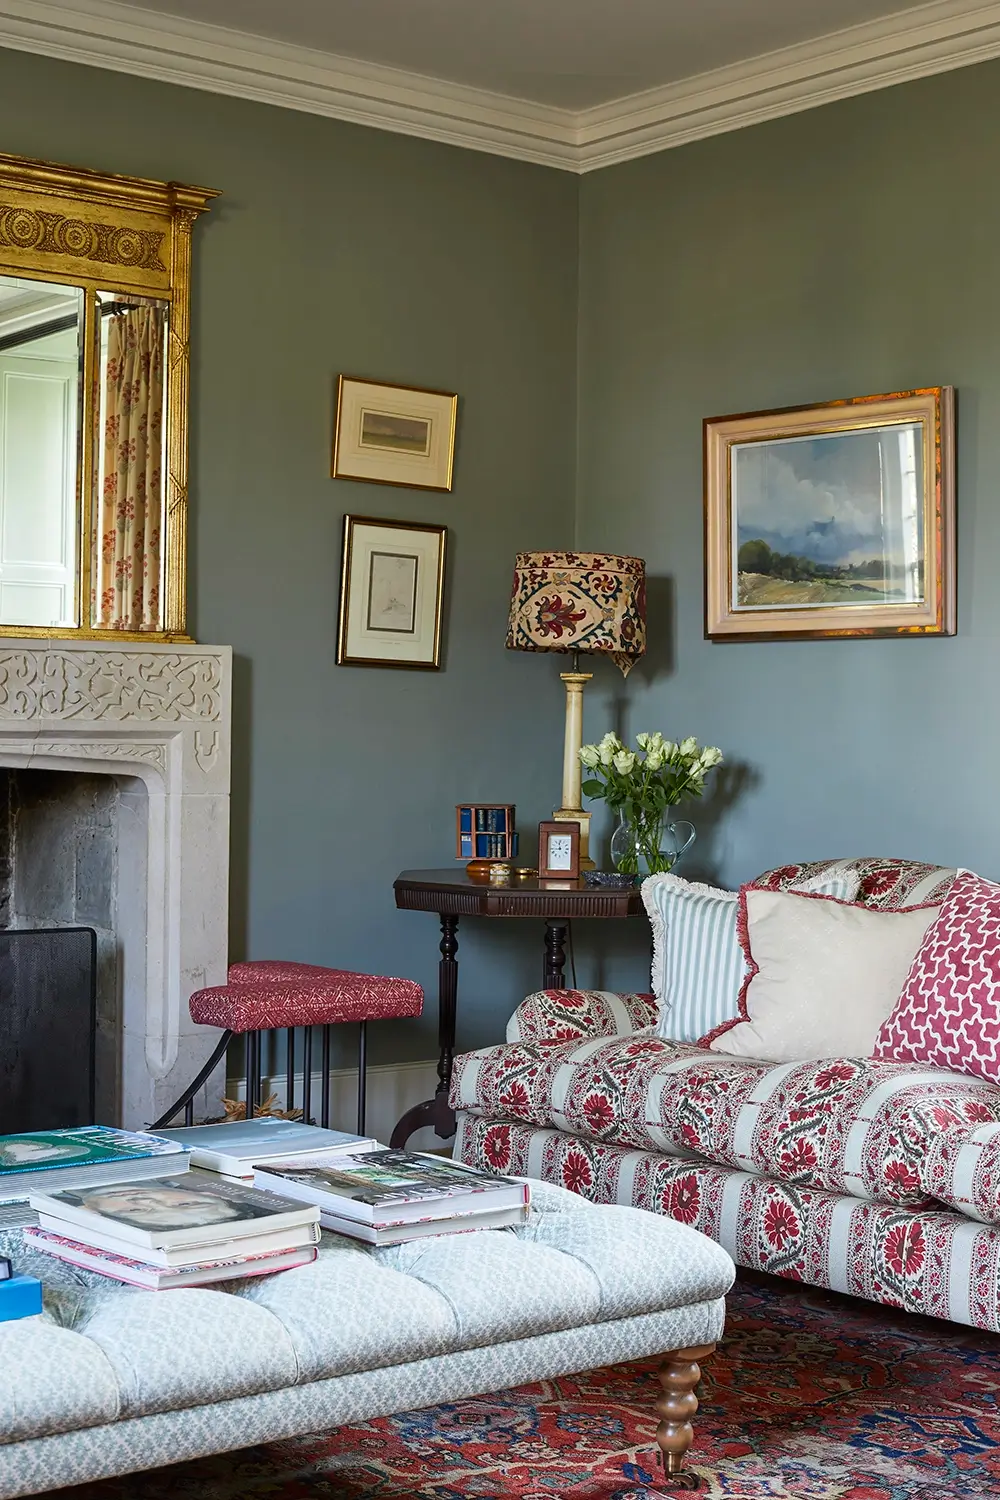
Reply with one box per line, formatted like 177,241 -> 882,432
62,1272 -> 1000,1500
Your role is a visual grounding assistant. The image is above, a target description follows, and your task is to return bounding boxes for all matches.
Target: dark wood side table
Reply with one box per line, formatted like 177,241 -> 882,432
390,868 -> 644,1148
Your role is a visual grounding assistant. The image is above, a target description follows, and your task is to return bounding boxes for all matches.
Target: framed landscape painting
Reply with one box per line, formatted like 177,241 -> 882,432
333,376 -> 458,491
704,388 -> 955,640
337,515 -> 447,669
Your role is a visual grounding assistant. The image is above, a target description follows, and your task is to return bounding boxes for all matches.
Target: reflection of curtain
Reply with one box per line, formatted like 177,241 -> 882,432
94,306 -> 165,631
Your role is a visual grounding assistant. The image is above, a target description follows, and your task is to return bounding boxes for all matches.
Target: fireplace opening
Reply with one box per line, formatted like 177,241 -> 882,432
0,767 -> 148,1125
0,927 -> 96,1132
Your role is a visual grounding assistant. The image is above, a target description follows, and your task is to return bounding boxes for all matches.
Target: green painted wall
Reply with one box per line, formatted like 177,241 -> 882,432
5,42 -> 999,1040
0,46 -> 580,1064
576,61 -> 1000,991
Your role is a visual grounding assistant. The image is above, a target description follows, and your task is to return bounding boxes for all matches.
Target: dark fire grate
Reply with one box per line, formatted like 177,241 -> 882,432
0,928 -> 96,1133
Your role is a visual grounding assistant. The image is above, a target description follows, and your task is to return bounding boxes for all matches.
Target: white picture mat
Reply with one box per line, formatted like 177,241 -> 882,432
335,379 -> 456,490
343,521 -> 443,664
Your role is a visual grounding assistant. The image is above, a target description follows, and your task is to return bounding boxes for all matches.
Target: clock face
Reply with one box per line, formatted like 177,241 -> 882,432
547,833 -> 574,871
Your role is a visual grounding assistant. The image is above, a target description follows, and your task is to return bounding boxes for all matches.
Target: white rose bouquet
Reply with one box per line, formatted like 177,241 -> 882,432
579,731 -> 723,874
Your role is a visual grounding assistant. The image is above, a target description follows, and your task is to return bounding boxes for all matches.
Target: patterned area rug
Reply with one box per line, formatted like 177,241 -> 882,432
62,1272 -> 1000,1500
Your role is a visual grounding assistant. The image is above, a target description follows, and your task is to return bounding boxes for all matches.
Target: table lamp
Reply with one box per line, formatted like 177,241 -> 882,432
506,551 -> 646,868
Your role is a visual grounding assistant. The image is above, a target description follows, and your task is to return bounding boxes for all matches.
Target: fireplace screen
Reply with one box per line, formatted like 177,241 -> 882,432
0,928 -> 96,1133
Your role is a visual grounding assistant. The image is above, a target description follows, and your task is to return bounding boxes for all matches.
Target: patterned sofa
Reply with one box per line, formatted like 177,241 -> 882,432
452,858 -> 1000,1336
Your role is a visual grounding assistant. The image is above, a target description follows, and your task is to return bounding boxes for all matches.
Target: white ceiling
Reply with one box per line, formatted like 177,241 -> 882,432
115,0 -> 918,111
2,0 -> 999,169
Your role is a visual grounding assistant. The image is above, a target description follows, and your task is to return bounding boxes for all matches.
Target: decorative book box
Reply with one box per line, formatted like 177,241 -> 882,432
456,805 -> 519,864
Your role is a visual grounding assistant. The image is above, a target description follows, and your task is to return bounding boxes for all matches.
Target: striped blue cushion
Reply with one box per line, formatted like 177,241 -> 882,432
642,870 -> 860,1043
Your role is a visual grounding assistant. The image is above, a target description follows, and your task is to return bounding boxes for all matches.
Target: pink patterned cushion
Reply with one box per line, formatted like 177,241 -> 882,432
874,869 -> 1000,1085
190,962 -> 423,1031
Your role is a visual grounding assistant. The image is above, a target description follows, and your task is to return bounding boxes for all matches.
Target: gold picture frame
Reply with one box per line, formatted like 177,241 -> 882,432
704,387 -> 955,641
332,376 -> 458,492
337,515 -> 447,669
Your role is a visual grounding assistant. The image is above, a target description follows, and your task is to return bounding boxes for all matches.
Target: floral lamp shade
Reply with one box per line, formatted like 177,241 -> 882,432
505,552 -> 646,677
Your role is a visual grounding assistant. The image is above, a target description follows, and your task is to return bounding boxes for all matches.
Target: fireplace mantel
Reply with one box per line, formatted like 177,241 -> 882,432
0,640 -> 231,1127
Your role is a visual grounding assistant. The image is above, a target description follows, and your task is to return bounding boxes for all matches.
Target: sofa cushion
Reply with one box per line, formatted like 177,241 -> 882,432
751,857 -> 955,909
704,889 -> 940,1061
506,989 -> 658,1045
451,1034 -> 1000,1223
874,870 -> 1000,1087
643,869 -> 860,1044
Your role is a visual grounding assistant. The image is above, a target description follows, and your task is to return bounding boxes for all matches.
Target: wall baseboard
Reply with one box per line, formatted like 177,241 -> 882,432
226,1058 -> 441,1150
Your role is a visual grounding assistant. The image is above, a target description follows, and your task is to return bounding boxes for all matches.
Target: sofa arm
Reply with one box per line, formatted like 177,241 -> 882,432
506,989 -> 658,1044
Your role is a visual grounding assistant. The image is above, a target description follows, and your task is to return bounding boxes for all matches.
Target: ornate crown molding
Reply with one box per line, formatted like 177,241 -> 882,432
0,0 -> 998,171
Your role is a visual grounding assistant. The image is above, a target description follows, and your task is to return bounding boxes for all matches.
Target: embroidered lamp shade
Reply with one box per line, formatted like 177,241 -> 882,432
505,552 -> 646,677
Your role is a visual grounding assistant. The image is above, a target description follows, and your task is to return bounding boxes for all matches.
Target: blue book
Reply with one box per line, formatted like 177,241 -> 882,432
0,1275 -> 42,1322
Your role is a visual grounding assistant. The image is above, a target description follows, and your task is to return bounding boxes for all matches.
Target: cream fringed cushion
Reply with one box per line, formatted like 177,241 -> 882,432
643,869 -> 859,1044
704,889 -> 942,1062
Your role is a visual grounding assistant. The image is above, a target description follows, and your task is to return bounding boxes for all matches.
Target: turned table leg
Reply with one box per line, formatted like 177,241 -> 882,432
654,1342 -> 716,1489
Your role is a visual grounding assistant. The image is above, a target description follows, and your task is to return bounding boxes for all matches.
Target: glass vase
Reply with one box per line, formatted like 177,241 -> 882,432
610,809 -> 696,877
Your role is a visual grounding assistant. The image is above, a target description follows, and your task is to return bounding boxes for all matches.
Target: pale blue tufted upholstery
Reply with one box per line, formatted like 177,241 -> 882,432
0,1182 -> 734,1497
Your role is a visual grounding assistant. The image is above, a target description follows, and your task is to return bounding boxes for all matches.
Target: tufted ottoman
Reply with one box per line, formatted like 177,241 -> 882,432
0,1183 -> 734,1497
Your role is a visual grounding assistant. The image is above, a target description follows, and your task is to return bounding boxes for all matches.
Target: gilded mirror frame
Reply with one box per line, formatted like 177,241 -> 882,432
0,151 -> 217,640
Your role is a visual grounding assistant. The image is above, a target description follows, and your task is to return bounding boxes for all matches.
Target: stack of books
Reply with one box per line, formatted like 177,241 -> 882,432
26,1174 -> 321,1289
0,1125 -> 190,1202
154,1118 -> 377,1179
253,1148 -> 530,1245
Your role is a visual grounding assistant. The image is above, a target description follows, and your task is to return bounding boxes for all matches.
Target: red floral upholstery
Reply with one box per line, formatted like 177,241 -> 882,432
750,856 -> 955,909
456,1115 -> 1000,1333
506,989 -> 657,1045
189,961 -> 423,1032
451,1032 -> 1000,1223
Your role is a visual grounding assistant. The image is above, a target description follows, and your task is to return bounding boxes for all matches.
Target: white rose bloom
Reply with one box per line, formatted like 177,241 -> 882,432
599,731 -> 621,752
645,748 -> 665,770
647,731 -> 665,749
661,740 -> 677,759
579,745 -> 601,769
679,736 -> 699,757
613,750 -> 637,775
700,746 -> 723,768
635,732 -> 651,750
600,743 -> 616,766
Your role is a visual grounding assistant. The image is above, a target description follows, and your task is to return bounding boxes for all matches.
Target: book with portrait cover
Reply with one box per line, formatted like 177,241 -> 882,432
29,1174 -> 319,1251
253,1149 -> 530,1225
0,1126 -> 189,1201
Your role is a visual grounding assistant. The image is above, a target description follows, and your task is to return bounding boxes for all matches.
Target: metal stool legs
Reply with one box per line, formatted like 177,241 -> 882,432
149,1029 -> 234,1130
150,1018 -> 371,1134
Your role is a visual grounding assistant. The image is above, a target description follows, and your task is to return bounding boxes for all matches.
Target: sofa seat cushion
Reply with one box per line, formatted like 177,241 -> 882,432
451,1035 -> 1000,1223
0,1183 -> 733,1445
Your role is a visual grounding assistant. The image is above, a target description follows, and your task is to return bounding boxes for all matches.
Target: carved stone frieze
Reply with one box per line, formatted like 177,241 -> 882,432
0,650 -> 223,723
30,741 -> 167,774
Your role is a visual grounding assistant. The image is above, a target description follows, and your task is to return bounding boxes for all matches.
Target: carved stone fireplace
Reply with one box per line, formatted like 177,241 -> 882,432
0,642 -> 231,1128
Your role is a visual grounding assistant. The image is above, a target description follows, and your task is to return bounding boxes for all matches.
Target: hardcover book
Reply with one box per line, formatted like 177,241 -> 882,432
29,1174 -> 319,1251
154,1118 -> 377,1176
253,1149 -> 530,1225
24,1227 -> 318,1290
0,1126 -> 189,1201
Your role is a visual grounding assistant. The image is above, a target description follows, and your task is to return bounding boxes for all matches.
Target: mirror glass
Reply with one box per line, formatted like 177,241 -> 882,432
0,275 -> 83,628
92,292 -> 169,632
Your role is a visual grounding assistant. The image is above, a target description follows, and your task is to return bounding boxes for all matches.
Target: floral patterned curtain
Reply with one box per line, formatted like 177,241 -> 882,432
94,305 -> 165,631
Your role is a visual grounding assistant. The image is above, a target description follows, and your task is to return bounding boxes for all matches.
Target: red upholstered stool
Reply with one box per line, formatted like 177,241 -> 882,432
151,961 -> 422,1132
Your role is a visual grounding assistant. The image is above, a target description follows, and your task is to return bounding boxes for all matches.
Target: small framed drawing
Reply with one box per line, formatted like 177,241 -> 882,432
337,515 -> 447,669
333,376 -> 458,492
704,387 -> 955,640
538,821 -> 580,880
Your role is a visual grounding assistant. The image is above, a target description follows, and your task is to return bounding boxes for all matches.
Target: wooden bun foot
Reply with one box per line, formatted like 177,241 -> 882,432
654,1342 -> 716,1490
